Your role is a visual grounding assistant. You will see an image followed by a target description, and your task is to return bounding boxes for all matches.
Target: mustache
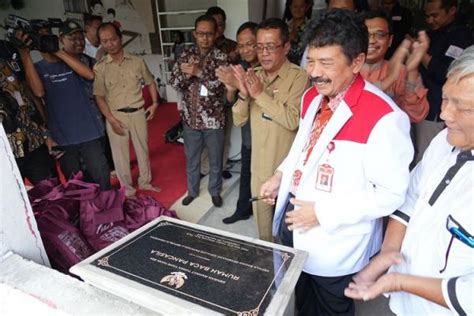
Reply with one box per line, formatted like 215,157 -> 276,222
310,76 -> 331,85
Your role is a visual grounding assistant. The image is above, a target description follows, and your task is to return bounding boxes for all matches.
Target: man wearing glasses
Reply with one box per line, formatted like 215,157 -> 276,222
360,10 -> 429,124
231,18 -> 308,242
345,46 -> 474,316
170,15 -> 228,207
216,22 -> 259,224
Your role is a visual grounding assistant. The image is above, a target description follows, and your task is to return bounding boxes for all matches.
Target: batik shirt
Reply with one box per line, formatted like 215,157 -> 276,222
170,46 -> 227,130
0,58 -> 47,159
288,19 -> 308,65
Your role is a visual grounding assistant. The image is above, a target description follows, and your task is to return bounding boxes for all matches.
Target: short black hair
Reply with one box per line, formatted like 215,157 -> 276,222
427,0 -> 457,11
205,6 -> 226,21
174,30 -> 185,43
194,14 -> 217,31
362,10 -> 393,34
107,8 -> 116,17
84,14 -> 102,27
97,22 -> 122,39
257,18 -> 290,43
308,9 -> 368,62
237,21 -> 258,36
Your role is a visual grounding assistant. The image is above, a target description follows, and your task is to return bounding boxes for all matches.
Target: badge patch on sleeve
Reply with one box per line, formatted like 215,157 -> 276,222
445,45 -> 464,59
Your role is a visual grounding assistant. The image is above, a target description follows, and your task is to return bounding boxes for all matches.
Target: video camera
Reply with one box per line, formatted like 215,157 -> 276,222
3,15 -> 62,53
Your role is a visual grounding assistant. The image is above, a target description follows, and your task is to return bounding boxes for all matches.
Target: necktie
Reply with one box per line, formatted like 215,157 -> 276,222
302,98 -> 333,165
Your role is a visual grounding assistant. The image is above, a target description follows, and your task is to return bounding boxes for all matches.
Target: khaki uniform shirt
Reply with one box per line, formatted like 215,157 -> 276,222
93,52 -> 153,110
233,60 -> 308,180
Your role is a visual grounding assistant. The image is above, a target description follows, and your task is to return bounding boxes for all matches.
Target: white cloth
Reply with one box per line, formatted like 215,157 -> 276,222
273,75 -> 413,276
84,37 -> 99,59
389,129 -> 474,315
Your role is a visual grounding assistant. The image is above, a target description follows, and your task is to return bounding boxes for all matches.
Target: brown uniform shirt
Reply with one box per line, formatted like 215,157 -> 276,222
93,52 -> 154,110
233,60 -> 309,180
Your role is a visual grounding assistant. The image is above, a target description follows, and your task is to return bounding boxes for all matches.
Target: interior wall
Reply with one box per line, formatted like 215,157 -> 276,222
0,125 -> 50,267
217,0 -> 249,40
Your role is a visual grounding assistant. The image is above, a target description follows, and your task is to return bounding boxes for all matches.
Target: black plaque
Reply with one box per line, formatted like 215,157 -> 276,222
92,220 -> 294,315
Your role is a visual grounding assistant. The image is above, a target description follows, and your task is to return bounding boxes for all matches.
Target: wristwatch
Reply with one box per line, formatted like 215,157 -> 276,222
237,92 -> 248,101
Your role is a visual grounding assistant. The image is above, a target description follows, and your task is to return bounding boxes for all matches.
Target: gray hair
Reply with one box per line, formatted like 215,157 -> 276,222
447,45 -> 474,84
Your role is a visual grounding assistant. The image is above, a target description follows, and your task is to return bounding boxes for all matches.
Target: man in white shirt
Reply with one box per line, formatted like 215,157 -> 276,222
83,15 -> 103,60
345,45 -> 474,316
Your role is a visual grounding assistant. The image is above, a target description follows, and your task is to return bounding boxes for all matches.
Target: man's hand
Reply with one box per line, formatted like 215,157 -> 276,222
181,62 -> 201,78
216,65 -> 238,91
230,64 -> 249,97
244,68 -> 263,98
109,117 -> 127,136
259,171 -> 283,205
45,137 -> 58,152
14,30 -> 32,51
345,272 -> 403,301
406,31 -> 429,73
384,39 -> 410,90
344,250 -> 403,300
285,199 -> 319,232
145,104 -> 158,121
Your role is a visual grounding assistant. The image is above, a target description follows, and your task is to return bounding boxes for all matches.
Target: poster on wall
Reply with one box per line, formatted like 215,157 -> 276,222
64,0 -> 154,55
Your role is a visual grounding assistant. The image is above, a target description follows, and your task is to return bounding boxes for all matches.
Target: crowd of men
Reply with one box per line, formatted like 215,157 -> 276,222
0,1 -> 472,315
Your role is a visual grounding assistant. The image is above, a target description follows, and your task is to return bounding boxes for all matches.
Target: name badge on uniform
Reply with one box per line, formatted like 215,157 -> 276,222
445,45 -> 464,59
392,15 -> 402,21
13,91 -> 25,106
316,142 -> 335,192
200,85 -> 208,97
316,163 -> 334,192
8,61 -> 20,72
262,113 -> 272,121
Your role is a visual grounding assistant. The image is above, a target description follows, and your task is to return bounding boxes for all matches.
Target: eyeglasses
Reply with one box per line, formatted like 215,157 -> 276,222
237,43 -> 257,50
439,214 -> 473,273
446,215 -> 473,248
256,43 -> 284,53
368,31 -> 390,40
195,32 -> 216,38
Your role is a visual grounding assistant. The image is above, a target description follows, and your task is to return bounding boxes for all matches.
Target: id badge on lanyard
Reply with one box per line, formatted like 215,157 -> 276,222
316,141 -> 335,192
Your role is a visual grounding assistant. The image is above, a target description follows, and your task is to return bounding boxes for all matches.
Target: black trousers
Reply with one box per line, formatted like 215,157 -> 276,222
296,272 -> 355,316
278,194 -> 355,315
16,144 -> 57,185
58,138 -> 111,190
234,144 -> 252,216
279,193 -> 295,247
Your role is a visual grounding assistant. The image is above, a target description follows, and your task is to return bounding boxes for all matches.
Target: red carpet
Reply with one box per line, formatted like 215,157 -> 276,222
111,102 -> 186,208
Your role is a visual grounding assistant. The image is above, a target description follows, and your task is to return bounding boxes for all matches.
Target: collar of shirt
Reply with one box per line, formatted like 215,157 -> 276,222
327,75 -> 357,112
288,18 -> 308,30
104,52 -> 132,64
452,147 -> 474,157
256,59 -> 291,85
362,60 -> 384,73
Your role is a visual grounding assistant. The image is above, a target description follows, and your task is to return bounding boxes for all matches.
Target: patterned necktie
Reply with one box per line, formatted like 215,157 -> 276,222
302,98 -> 333,165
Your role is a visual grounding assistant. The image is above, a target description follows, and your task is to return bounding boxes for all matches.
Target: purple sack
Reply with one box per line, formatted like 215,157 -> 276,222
28,173 -> 91,223
79,187 -> 129,251
124,196 -> 178,231
35,205 -> 94,274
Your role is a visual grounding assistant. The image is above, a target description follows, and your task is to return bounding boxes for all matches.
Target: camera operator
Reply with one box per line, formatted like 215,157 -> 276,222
19,20 -> 111,189
0,40 -> 57,184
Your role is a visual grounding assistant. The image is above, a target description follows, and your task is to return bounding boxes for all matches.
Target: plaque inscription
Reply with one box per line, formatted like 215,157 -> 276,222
92,220 -> 294,315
